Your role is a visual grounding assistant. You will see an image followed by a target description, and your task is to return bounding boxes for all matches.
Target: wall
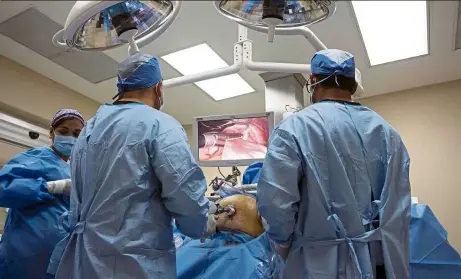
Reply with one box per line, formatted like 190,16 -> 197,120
0,56 -> 100,232
361,80 -> 461,252
0,55 -> 100,126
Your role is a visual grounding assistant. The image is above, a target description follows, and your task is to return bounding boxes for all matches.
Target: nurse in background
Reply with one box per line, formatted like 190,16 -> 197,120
0,109 -> 85,279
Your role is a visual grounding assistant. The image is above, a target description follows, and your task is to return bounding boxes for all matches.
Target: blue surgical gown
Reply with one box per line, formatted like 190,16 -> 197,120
176,232 -> 283,279
52,102 -> 209,279
410,203 -> 461,279
258,101 -> 411,279
0,147 -> 70,279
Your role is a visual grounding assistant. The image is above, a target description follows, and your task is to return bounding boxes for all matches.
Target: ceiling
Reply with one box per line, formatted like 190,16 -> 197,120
0,1 -> 461,124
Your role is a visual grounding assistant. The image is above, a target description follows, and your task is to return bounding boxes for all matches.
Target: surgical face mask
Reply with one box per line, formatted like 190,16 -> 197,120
53,134 -> 77,157
308,74 -> 336,105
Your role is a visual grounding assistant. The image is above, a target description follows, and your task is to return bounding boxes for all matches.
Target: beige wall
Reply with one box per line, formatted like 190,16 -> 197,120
0,55 -> 99,126
0,56 -> 100,232
361,80 -> 461,252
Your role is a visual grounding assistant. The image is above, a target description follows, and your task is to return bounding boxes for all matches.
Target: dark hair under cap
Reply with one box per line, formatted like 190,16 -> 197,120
51,109 -> 85,128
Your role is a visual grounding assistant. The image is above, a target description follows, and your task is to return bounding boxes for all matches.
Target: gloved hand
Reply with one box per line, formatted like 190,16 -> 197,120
46,179 -> 72,195
209,201 -> 217,215
271,240 -> 291,261
200,213 -> 217,243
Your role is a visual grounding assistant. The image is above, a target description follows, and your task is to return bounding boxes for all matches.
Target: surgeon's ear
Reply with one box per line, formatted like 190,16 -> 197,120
155,81 -> 163,98
351,81 -> 358,95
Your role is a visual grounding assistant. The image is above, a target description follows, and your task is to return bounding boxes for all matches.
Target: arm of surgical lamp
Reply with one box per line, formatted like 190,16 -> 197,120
163,25 -> 364,97
163,44 -> 243,88
241,39 -> 364,97
242,25 -> 327,52
164,63 -> 241,88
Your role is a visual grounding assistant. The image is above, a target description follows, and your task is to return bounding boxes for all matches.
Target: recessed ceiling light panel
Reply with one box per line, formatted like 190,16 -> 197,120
162,43 -> 255,101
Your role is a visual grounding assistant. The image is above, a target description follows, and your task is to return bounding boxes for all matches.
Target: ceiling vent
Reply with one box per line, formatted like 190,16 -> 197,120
0,7 -> 119,84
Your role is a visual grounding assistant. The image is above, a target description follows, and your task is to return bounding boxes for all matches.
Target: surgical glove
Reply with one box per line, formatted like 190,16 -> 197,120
261,216 -> 269,231
271,240 -> 291,261
209,201 -> 217,215
47,179 -> 72,195
200,214 -> 217,243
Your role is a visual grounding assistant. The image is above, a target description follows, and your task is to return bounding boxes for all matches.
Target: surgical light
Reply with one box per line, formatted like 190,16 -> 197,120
215,0 -> 336,42
53,1 -> 181,55
53,1 -> 365,98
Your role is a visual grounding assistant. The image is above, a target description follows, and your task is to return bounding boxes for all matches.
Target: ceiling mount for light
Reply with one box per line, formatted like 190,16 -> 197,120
52,0 -> 364,98
215,0 -> 336,42
53,1 -> 181,55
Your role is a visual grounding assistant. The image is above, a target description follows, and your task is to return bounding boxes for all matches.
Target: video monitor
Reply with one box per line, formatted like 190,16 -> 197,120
192,112 -> 274,167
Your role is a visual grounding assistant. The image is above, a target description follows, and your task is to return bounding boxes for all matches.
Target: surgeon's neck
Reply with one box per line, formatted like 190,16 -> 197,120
315,88 -> 353,103
118,89 -> 158,109
118,96 -> 155,108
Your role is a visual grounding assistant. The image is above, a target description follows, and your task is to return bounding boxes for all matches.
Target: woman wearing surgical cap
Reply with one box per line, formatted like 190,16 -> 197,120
0,109 -> 85,279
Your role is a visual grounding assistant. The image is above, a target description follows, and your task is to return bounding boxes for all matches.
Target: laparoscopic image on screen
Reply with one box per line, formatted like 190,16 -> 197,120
198,117 -> 269,162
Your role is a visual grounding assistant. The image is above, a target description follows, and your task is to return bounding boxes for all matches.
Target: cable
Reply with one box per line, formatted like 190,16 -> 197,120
218,167 -> 226,178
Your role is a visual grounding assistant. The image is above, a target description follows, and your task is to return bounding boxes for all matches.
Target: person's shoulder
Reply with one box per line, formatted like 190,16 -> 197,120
277,106 -> 320,131
155,110 -> 182,127
127,108 -> 183,139
7,147 -> 50,166
360,107 -> 401,134
140,109 -> 182,131
20,146 -> 51,157
110,105 -> 179,128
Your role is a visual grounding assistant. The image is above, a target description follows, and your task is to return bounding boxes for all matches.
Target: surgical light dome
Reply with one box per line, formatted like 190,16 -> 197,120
215,0 -> 336,42
53,1 -> 181,55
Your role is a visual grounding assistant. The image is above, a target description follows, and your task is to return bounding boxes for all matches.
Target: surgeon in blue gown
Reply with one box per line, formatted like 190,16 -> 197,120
257,49 -> 411,279
52,54 -> 213,279
0,109 -> 85,279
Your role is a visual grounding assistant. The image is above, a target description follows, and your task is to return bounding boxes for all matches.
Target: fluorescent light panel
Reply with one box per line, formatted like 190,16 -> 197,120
161,43 -> 254,101
352,1 -> 428,66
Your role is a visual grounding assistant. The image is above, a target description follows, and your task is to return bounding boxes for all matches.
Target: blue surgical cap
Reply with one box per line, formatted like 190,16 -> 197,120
116,54 -> 163,98
311,49 -> 355,78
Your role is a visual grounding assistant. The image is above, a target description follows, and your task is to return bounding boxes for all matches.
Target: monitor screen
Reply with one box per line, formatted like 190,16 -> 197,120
193,112 -> 274,167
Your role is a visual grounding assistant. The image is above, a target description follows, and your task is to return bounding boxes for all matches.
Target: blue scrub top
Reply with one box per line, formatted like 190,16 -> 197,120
0,147 -> 70,279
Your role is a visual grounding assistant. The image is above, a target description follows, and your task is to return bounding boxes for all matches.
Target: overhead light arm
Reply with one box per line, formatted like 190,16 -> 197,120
163,24 -> 364,97
242,24 -> 327,52
163,44 -> 242,88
